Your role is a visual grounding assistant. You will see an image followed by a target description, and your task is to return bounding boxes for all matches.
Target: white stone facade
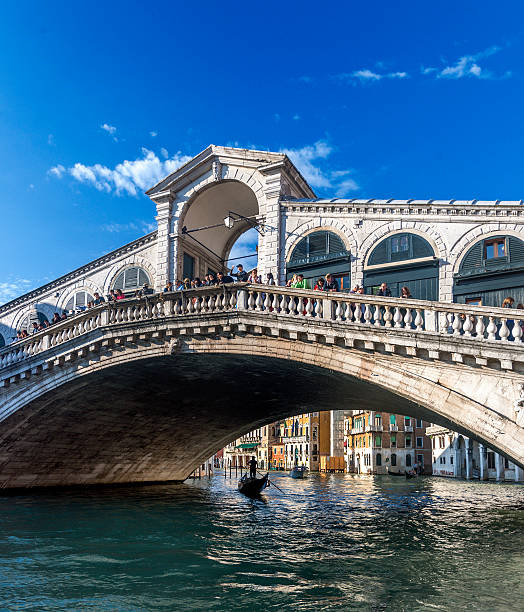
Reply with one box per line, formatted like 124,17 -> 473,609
2,144 -> 524,347
426,425 -> 524,482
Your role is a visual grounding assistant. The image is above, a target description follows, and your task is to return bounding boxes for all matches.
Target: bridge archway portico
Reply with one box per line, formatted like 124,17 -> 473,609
1,286 -> 524,489
146,145 -> 316,289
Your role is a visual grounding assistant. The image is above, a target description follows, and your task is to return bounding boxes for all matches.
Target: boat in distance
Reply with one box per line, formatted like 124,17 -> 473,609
238,473 -> 269,496
290,466 -> 308,479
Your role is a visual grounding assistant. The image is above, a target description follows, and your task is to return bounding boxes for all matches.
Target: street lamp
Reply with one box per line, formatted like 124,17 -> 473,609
223,211 -> 264,235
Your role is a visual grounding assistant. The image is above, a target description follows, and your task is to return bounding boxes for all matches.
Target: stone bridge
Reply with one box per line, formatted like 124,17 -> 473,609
1,284 -> 524,489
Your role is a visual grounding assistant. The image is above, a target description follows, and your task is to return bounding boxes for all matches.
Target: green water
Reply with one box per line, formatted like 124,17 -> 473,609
0,473 -> 523,611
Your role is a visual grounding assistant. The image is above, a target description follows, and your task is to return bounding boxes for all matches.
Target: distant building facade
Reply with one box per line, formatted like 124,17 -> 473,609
344,411 -> 432,475
426,425 -> 524,481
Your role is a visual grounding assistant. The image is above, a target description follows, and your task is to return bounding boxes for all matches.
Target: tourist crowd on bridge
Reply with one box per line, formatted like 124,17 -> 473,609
10,263 -> 523,343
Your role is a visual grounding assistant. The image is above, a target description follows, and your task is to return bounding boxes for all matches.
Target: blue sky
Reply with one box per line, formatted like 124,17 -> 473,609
1,1 -> 523,302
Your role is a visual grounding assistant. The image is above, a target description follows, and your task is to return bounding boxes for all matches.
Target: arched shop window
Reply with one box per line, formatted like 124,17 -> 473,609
113,267 -> 150,292
287,230 -> 351,290
64,291 -> 94,312
364,233 -> 438,300
19,311 -> 49,333
454,235 -> 524,307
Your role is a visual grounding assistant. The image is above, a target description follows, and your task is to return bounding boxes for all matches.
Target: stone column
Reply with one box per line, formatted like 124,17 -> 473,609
495,453 -> 503,481
514,464 -> 523,482
153,194 -> 174,291
479,444 -> 488,481
465,439 -> 472,480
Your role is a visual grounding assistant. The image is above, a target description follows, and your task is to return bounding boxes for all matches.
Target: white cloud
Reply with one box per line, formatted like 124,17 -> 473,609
429,45 -> 510,80
150,131 -> 158,137
0,278 -> 33,306
338,69 -> 409,84
28,184 -> 35,190
101,123 -> 117,135
101,220 -> 156,234
160,147 -> 169,159
293,114 -> 301,121
48,164 -> 65,178
49,148 -> 192,196
47,134 -> 55,146
280,140 -> 359,195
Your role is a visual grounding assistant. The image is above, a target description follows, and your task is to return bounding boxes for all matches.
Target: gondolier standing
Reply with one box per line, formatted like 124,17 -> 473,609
249,456 -> 258,479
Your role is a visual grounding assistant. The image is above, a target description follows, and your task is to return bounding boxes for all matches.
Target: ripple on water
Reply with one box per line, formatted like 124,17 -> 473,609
0,474 -> 523,610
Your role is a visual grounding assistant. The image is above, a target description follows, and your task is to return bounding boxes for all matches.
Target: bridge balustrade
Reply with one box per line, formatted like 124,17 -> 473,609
1,283 -> 523,371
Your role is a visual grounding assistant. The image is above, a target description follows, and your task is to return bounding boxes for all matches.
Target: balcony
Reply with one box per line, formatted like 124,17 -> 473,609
404,426 -> 413,433
350,428 -> 364,435
390,424 -> 399,432
365,424 -> 383,432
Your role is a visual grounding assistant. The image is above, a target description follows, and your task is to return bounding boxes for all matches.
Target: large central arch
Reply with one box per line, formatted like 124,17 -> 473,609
0,323 -> 522,489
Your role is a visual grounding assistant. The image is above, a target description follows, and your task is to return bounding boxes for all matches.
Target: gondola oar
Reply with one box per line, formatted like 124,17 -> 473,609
258,470 -> 285,494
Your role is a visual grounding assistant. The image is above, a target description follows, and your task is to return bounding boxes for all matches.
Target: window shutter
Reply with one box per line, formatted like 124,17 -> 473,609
460,241 -> 483,272
509,236 -> 524,264
125,268 -> 139,289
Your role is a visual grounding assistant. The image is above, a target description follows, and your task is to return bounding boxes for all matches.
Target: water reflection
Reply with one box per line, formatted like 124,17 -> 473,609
0,473 -> 523,610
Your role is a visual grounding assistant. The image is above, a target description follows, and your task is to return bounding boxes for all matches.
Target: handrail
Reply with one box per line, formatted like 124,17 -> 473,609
1,283 -> 523,370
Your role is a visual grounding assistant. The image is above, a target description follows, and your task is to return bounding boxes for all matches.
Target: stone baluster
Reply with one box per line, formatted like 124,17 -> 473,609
255,292 -> 264,312
403,308 -> 413,329
475,315 -> 485,339
499,318 -> 510,341
384,305 -> 393,327
289,295 -> 297,316
247,292 -> 255,311
315,298 -> 323,318
187,296 -> 195,314
414,309 -> 423,332
363,303 -> 372,326
345,302 -> 354,323
512,319 -> 523,343
271,293 -> 279,312
305,296 -> 314,317
194,296 -> 202,315
335,300 -> 343,321
229,290 -> 236,310
452,313 -> 462,336
486,316 -> 497,341
296,296 -> 304,316
393,307 -> 403,328
374,304 -> 382,327
462,315 -> 473,337
264,292 -> 272,312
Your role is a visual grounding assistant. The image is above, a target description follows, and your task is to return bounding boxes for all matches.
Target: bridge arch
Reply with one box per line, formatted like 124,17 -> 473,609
284,218 -> 358,289
359,223 -> 449,298
103,257 -> 157,295
174,177 -> 264,278
451,226 -> 524,306
0,317 -> 523,489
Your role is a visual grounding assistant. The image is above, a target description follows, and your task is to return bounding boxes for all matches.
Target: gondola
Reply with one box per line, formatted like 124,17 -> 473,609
290,466 -> 308,479
238,473 -> 269,497
386,468 -> 405,477
405,471 -> 417,479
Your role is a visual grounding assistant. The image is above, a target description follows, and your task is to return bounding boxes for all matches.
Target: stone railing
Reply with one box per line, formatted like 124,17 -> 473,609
242,284 -> 524,343
1,283 -> 524,372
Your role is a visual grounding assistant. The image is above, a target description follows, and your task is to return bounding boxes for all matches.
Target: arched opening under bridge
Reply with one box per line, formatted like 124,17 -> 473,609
0,339 -> 522,490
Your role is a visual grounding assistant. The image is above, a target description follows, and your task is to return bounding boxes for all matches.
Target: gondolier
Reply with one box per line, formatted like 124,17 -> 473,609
248,456 -> 258,479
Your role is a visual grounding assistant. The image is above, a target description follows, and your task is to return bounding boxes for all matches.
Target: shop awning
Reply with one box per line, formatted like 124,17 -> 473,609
235,443 -> 259,449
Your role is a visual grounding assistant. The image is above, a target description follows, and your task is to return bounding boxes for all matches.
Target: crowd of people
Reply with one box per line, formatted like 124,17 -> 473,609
10,262 -> 524,343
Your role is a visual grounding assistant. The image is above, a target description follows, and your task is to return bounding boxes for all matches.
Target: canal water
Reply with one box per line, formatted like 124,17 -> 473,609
1,473 -> 523,611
